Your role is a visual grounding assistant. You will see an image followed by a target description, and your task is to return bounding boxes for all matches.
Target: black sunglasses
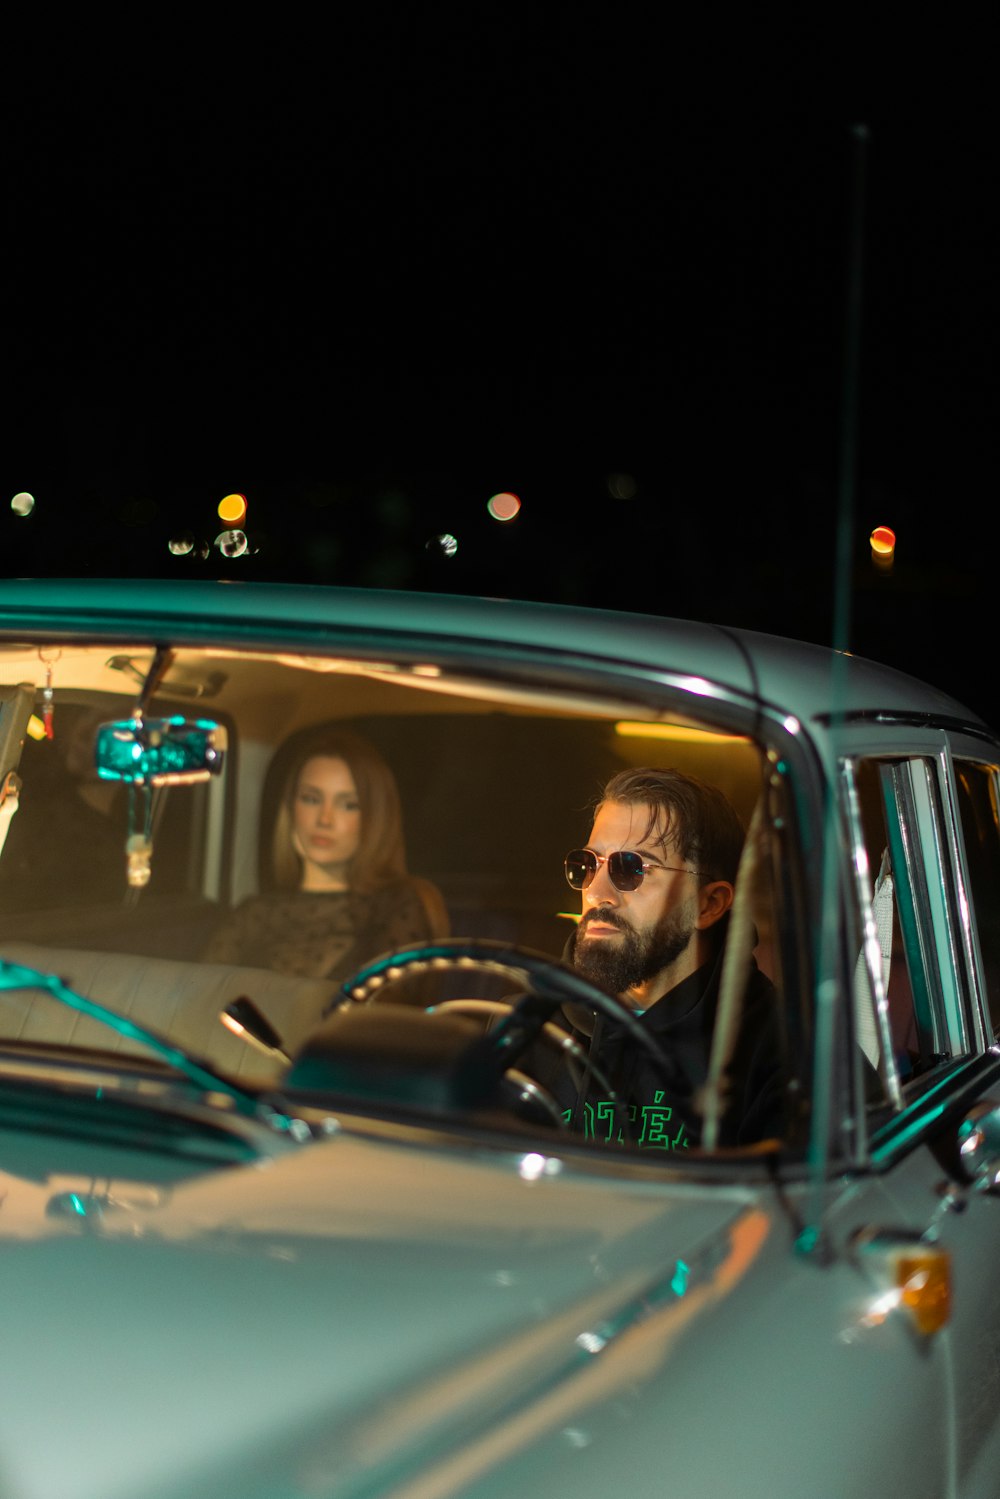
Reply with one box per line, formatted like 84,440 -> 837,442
563,848 -> 702,892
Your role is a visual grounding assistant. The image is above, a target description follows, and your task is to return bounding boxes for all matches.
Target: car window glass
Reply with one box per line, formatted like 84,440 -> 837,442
853,756 -> 971,1113
953,758 -> 1000,1038
0,643 -> 795,1156
894,757 -> 968,1050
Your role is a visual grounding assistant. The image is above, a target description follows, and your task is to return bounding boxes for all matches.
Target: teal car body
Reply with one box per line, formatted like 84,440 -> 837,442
1,578 -> 1000,1499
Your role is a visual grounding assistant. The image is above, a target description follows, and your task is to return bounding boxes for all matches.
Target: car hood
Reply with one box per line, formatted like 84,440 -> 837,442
0,1126 -> 772,1499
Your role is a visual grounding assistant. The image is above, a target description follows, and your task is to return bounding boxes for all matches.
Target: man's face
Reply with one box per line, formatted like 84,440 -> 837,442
569,799 -> 701,1009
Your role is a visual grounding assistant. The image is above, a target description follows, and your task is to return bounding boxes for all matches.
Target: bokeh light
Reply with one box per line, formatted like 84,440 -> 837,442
215,529 -> 249,558
870,525 -> 896,571
607,473 -> 637,500
11,492 -> 35,517
487,491 -> 521,522
218,492 -> 247,525
426,533 -> 458,558
168,533 -> 195,556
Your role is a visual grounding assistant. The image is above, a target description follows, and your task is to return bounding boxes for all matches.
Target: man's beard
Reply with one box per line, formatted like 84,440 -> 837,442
571,905 -> 695,998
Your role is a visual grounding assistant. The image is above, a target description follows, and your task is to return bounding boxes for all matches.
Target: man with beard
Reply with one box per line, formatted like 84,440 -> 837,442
543,766 -> 784,1150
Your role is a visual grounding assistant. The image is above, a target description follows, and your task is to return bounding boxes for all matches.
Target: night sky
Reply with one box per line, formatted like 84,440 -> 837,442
4,18 -> 997,717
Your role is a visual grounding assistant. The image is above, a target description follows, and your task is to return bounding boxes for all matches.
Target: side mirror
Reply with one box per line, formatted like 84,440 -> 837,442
95,716 -> 227,786
955,1100 -> 1000,1192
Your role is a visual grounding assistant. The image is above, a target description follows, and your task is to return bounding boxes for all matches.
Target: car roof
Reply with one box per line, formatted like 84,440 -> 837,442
0,576 -> 984,732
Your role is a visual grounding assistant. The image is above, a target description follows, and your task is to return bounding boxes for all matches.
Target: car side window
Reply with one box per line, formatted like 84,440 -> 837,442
952,758 -> 1000,1038
852,756 -> 971,1109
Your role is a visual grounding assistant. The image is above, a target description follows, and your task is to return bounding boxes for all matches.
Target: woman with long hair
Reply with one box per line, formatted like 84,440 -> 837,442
203,729 -> 448,980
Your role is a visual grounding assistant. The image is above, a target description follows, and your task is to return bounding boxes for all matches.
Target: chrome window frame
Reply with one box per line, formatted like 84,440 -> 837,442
939,740 -> 1000,1052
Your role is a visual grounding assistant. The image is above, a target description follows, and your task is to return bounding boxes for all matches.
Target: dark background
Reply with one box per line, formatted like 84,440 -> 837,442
4,16 -> 997,717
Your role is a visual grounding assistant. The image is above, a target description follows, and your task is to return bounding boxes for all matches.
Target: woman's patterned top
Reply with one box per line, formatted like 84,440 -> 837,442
202,880 -> 441,981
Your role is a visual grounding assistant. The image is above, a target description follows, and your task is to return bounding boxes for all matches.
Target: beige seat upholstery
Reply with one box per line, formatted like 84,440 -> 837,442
0,942 -> 339,1085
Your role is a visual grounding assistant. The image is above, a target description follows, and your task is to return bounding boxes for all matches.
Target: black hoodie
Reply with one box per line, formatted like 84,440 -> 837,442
529,948 -> 785,1151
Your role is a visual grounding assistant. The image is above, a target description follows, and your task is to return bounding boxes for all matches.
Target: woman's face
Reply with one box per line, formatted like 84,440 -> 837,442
291,755 -> 362,890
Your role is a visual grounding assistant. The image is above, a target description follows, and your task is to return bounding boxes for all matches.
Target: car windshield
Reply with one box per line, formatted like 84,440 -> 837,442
0,634 -> 797,1156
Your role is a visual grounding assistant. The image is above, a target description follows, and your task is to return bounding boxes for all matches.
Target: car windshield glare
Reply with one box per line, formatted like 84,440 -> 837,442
0,633 -> 793,1155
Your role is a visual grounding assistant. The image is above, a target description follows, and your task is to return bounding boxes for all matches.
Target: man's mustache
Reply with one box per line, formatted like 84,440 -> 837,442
578,907 -> 632,937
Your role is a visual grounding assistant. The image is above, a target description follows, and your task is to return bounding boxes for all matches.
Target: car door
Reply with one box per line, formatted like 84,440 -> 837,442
841,729 -> 1000,1496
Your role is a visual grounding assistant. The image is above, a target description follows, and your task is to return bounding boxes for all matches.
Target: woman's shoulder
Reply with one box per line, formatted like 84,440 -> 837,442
407,876 -> 450,937
365,875 -> 450,938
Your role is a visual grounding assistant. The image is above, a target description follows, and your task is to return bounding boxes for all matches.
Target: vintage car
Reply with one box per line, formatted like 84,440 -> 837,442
1,576 -> 1000,1499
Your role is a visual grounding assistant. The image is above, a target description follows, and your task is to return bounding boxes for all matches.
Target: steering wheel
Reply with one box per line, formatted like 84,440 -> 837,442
340,939 -> 672,1137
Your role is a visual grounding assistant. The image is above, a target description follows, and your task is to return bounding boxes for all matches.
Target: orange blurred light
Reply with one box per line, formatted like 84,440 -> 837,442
870,525 -> 896,556
899,1249 -> 951,1337
487,491 -> 521,522
218,492 -> 247,525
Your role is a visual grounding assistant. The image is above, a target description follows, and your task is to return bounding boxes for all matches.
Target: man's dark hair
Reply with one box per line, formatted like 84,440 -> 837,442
597,766 -> 746,885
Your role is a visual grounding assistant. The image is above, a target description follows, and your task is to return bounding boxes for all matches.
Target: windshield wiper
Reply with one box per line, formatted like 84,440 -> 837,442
0,957 -> 265,1119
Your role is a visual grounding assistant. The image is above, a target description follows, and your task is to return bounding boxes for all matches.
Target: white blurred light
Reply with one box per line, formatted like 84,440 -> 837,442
517,1151 -> 562,1179
168,533 -> 195,556
426,533 -> 458,558
518,1153 -> 547,1181
215,529 -> 248,558
11,491 -> 35,517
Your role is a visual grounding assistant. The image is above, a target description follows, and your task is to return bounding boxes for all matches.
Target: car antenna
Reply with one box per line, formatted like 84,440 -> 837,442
804,122 -> 870,1261
831,123 -> 870,659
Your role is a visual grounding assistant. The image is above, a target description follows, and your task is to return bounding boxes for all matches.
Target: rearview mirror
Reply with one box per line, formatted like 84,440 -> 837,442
95,716 -> 227,786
